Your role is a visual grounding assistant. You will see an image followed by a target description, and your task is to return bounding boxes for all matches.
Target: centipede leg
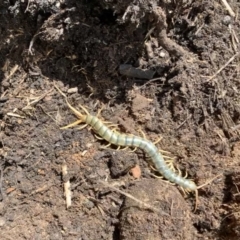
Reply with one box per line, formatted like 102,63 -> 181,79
165,160 -> 176,171
159,149 -> 172,155
138,129 -> 147,139
96,103 -> 105,117
176,165 -> 182,176
95,134 -> 104,140
130,147 -> 137,152
116,146 -> 129,151
61,119 -> 83,129
180,186 -> 188,197
100,143 -> 112,149
183,170 -> 188,179
103,121 -> 119,127
153,136 -> 163,145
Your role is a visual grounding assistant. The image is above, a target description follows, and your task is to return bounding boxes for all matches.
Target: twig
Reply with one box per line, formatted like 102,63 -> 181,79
207,52 -> 240,81
4,64 -> 19,82
6,112 -> 25,118
0,166 -> 5,200
30,184 -> 53,196
62,161 -> 71,208
22,88 -> 53,111
221,0 -> 235,17
99,180 -> 169,216
28,32 -> 41,55
25,0 -> 32,13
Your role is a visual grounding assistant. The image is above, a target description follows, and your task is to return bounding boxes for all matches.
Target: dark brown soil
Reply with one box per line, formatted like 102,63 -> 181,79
1,1 -> 240,239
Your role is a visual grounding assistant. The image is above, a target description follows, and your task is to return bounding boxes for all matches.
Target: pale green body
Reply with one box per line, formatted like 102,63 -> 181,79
86,115 -> 197,191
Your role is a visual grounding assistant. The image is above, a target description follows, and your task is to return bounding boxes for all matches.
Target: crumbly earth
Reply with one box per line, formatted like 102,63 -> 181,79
0,0 -> 240,239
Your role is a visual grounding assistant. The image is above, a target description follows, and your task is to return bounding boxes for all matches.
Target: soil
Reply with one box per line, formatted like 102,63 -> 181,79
0,0 -> 240,239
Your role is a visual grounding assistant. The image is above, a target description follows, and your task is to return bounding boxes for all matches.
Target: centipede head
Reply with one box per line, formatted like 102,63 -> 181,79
59,98 -> 90,129
54,83 -> 89,129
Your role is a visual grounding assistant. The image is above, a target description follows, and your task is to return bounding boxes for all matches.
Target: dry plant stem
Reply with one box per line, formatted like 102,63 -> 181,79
152,7 -> 188,58
4,64 -> 19,82
23,88 -> 54,110
220,0 -> 235,17
6,112 -> 25,118
62,161 -> 71,208
207,52 -> 240,81
99,180 -> 169,216
0,166 -> 4,200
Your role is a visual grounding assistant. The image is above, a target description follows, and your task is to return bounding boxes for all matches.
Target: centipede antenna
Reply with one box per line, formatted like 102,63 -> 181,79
64,100 -> 84,119
78,104 -> 90,116
54,83 -> 88,118
54,83 -> 67,98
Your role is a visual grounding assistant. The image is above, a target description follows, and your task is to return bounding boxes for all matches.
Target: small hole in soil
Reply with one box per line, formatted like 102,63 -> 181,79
98,9 -> 117,25
9,0 -> 16,6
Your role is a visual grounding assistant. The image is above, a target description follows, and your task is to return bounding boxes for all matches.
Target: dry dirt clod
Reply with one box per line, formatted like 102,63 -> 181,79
119,179 -> 195,240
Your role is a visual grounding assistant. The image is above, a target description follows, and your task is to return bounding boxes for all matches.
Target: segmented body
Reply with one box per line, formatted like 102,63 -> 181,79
83,115 -> 197,191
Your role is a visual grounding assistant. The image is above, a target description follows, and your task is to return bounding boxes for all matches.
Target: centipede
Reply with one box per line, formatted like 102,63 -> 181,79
55,85 -> 198,193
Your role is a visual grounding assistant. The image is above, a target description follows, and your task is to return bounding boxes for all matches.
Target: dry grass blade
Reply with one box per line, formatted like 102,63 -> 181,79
62,161 -> 71,209
220,0 -> 235,17
207,52 -> 240,81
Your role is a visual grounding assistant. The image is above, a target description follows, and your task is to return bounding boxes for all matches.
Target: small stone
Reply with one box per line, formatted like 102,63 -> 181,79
67,87 -> 78,93
119,64 -> 155,80
0,202 -> 5,214
159,51 -> 166,58
130,165 -> 141,179
0,217 -> 6,227
222,15 -> 231,25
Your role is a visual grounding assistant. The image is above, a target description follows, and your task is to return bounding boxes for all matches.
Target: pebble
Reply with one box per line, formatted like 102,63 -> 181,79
119,64 -> 155,80
67,87 -> 78,93
0,217 -> 6,227
222,15 -> 231,25
159,51 -> 166,58
0,202 -> 4,214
